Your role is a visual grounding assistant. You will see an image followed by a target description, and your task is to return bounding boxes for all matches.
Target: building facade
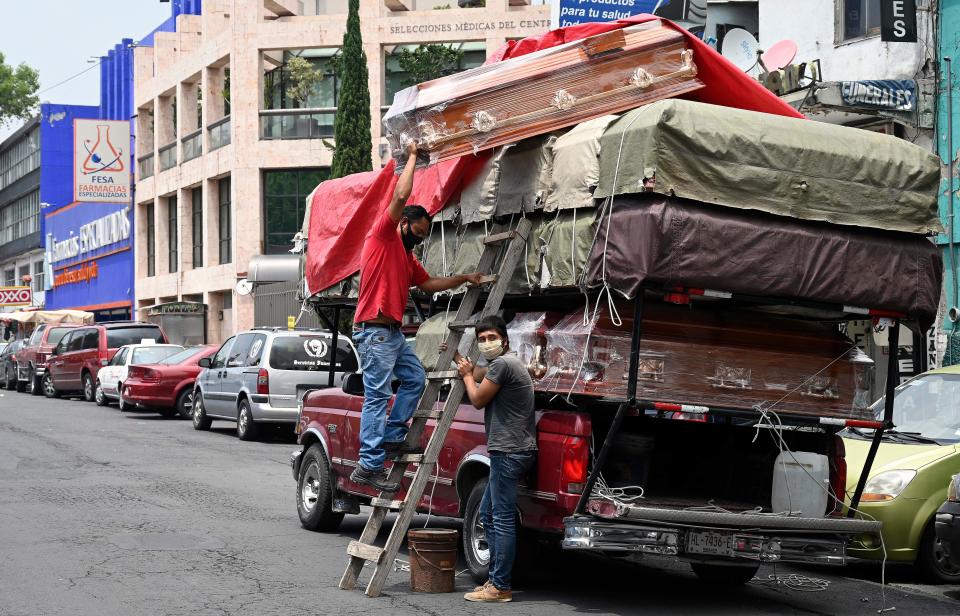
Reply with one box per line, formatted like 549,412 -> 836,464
132,0 -> 551,343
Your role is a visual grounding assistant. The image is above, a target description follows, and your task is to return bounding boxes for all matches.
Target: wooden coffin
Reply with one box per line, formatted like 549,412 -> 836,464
383,20 -> 704,165
510,304 -> 874,421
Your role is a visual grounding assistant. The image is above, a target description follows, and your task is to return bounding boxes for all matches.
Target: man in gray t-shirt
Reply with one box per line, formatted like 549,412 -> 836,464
456,315 -> 536,604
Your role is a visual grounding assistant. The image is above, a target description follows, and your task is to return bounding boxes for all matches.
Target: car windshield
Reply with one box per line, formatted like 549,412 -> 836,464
871,374 -> 960,443
268,335 -> 358,372
131,346 -> 183,365
46,327 -> 73,346
157,347 -> 209,365
107,326 -> 164,348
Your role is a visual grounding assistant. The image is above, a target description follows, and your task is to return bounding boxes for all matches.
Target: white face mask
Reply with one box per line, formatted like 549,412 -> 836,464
478,339 -> 504,361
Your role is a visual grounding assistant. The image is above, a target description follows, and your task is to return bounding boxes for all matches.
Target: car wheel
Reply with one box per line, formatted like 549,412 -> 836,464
117,385 -> 129,411
296,445 -> 344,532
690,562 -> 760,585
463,477 -> 491,583
4,365 -> 16,390
42,373 -> 59,399
917,522 -> 960,583
94,380 -> 108,406
175,388 -> 194,419
29,368 -> 42,396
236,398 -> 258,441
192,391 -> 212,431
81,373 -> 95,402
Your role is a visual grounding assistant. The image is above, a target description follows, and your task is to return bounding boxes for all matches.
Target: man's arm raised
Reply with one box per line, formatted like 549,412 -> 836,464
387,140 -> 418,223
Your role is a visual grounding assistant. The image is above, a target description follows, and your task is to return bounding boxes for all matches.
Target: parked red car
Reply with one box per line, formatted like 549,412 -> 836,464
122,345 -> 218,418
16,324 -> 81,394
44,322 -> 167,400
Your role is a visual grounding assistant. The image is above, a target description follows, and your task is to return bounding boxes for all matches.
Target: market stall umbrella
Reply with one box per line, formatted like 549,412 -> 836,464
0,310 -> 95,325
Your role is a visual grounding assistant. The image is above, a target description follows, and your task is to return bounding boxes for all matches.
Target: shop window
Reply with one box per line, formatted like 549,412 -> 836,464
168,196 -> 178,274
219,177 -> 232,265
838,0 -> 881,42
263,168 -> 329,255
384,43 -> 486,105
192,188 -> 203,268
146,204 -> 156,277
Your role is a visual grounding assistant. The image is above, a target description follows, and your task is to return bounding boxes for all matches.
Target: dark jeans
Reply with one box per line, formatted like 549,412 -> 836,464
480,450 -> 536,591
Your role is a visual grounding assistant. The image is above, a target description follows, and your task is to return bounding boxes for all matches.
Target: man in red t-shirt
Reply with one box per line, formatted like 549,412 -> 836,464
350,141 -> 483,492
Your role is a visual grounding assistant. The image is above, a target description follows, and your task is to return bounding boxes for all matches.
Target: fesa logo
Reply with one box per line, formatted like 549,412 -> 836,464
0,286 -> 32,306
81,124 -> 124,175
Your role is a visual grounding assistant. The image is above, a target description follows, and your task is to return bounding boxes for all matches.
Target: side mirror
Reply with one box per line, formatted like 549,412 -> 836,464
342,372 -> 365,396
198,357 -> 211,368
100,359 -> 109,367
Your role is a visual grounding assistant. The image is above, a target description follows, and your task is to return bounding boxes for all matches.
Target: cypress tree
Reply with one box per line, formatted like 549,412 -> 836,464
331,0 -> 372,178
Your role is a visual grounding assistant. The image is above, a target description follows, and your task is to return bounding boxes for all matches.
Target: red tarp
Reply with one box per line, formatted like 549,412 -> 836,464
305,15 -> 804,295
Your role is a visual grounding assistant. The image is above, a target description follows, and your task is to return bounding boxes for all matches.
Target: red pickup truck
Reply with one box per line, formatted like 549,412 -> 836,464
291,374 -> 878,584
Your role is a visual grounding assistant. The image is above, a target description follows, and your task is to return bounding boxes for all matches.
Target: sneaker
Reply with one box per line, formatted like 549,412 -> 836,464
464,584 -> 512,603
473,580 -> 492,593
384,441 -> 424,460
349,466 -> 401,492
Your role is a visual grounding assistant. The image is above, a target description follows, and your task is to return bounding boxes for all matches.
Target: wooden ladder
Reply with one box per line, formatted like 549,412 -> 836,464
339,218 -> 532,598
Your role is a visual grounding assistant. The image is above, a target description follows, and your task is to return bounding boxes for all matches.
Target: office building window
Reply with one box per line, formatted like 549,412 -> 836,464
0,190 -> 40,244
263,168 -> 328,254
264,49 -> 341,110
0,125 -> 40,190
18,264 -> 29,286
839,0 -> 881,42
3,269 -> 13,286
192,187 -> 203,268
384,43 -> 486,103
168,196 -> 178,273
32,260 -> 44,293
146,204 -> 156,277
219,177 -> 232,264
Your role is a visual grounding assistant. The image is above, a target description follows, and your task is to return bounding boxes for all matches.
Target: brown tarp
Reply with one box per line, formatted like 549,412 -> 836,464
584,194 -> 943,330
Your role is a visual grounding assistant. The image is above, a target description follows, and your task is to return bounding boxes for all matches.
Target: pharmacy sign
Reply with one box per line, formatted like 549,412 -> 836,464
74,119 -> 131,203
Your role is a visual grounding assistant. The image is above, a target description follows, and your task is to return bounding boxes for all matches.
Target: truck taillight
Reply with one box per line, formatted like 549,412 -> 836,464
257,368 -> 269,395
561,436 -> 588,494
830,435 -> 847,515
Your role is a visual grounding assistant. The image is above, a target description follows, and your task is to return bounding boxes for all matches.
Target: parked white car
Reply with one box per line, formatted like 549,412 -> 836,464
95,343 -> 184,409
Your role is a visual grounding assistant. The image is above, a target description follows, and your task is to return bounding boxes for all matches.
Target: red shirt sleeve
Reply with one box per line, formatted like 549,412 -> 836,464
371,209 -> 399,240
409,255 -> 430,287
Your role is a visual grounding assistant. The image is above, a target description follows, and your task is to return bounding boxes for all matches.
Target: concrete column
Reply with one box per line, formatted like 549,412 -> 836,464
179,186 -> 194,272
203,178 -> 220,268
155,94 -> 176,149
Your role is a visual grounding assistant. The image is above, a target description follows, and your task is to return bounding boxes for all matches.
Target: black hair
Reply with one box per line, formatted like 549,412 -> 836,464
402,205 -> 432,224
475,315 -> 508,340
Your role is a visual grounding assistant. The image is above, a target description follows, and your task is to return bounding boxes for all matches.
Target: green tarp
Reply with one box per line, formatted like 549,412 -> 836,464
595,99 -> 943,235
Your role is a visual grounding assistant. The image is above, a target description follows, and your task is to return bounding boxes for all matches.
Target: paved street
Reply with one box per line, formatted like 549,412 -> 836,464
0,390 -> 958,616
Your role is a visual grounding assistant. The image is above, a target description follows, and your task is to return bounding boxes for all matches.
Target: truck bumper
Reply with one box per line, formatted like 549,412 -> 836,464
562,515 -> 850,565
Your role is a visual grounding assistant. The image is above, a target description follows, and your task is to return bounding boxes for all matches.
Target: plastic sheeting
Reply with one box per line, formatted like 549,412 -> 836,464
533,303 -> 875,420
595,99 -> 943,234
305,14 -> 803,296
584,194 -> 943,330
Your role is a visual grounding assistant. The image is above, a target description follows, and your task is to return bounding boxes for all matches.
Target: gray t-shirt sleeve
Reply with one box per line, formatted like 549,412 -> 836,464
485,357 -> 509,385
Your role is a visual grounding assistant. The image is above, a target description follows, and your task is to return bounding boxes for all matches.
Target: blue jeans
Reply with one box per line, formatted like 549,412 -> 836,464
353,326 -> 425,471
480,450 -> 536,591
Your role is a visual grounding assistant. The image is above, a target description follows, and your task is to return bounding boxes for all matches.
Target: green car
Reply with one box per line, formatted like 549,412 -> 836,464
843,365 -> 960,583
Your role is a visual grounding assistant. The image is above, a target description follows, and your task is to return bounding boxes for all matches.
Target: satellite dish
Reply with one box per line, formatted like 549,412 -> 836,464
721,28 -> 760,72
762,39 -> 798,71
235,279 -> 253,296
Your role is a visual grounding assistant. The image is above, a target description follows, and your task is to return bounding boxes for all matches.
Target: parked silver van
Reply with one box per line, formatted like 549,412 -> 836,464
192,328 -> 359,440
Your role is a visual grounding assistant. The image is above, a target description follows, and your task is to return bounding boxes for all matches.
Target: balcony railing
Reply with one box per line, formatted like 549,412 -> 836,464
137,153 -> 155,180
158,141 -> 177,171
182,128 -> 202,162
259,108 -> 335,140
208,116 -> 231,151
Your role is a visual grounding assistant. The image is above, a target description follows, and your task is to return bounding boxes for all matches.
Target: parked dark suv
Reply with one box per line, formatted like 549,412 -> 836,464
44,322 -> 167,400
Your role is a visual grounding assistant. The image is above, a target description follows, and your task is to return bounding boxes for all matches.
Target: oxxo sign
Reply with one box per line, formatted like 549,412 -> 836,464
0,286 -> 32,307
881,0 -> 917,43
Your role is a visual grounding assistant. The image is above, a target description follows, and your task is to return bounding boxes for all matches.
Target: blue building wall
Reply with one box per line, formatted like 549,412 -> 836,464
40,1 -> 201,318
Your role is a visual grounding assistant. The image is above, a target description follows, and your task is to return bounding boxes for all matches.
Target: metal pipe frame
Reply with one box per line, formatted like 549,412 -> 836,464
848,319 -> 900,515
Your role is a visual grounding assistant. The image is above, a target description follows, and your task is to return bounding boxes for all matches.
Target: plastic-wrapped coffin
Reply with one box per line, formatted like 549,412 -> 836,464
383,21 -> 704,165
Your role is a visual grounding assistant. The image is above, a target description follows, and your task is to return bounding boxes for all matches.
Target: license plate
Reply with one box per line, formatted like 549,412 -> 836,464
686,531 -> 735,556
